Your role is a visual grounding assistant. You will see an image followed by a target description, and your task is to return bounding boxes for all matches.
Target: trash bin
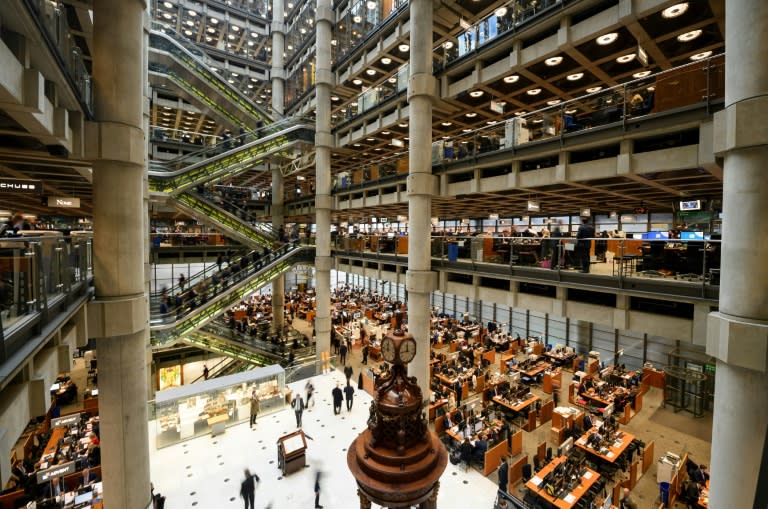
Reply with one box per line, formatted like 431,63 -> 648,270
447,243 -> 459,262
659,482 -> 670,506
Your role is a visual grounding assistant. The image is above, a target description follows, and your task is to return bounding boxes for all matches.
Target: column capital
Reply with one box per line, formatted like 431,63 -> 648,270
707,311 -> 768,372
316,5 -> 334,24
315,194 -> 333,210
713,96 -> 768,155
315,130 -> 333,149
85,121 -> 144,166
271,21 -> 285,34
88,294 -> 148,339
315,255 -> 334,271
406,173 -> 437,197
407,73 -> 437,101
406,270 -> 437,293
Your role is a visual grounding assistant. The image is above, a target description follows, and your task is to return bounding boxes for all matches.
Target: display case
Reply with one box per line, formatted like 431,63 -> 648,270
154,364 -> 285,448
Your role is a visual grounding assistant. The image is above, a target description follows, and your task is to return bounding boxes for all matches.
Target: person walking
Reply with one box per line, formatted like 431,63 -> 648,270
178,273 -> 186,292
344,382 -> 355,412
332,383 -> 343,415
203,365 -> 209,380
576,217 -> 595,273
291,393 -> 305,427
497,456 -> 509,493
314,471 -> 323,509
343,364 -> 353,385
305,380 -> 315,410
361,344 -> 369,365
216,253 -> 223,271
239,469 -> 260,509
339,342 -> 348,365
250,391 -> 260,429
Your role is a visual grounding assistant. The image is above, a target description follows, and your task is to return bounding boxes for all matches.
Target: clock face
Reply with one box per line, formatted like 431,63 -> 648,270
399,339 -> 416,363
381,338 -> 396,362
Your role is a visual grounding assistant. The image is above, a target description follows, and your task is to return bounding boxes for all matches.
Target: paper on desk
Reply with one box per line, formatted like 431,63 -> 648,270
531,476 -> 542,486
564,494 -> 576,504
583,471 -> 593,479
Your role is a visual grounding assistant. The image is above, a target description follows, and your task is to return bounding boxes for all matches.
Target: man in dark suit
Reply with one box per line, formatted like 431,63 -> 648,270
332,384 -> 343,415
239,469 -> 260,509
497,456 -> 509,493
576,218 -> 595,273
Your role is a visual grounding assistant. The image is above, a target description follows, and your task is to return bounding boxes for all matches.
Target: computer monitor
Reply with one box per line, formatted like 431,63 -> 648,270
602,403 -> 614,420
680,231 -> 704,241
559,436 -> 574,456
74,492 -> 92,505
474,422 -> 483,433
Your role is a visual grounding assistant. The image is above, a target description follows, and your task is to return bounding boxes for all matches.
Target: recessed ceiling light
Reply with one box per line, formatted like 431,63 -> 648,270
567,73 -> 584,81
469,90 -> 484,97
662,2 -> 689,19
331,96 -> 339,101
565,109 -> 577,114
228,34 -> 236,39
465,112 -> 477,118
494,7 -> 507,17
443,41 -> 454,50
441,121 -> 452,126
352,78 -> 362,85
227,79 -> 235,84
366,137 -> 375,141
353,143 -> 361,147
545,56 -> 563,66
382,131 -> 390,135
367,0 -> 377,8
678,29 -> 702,42
351,102 -> 358,107
586,86 -> 602,93
462,128 -> 472,133
163,13 -> 172,19
251,32 -> 259,37
527,88 -> 542,95
398,122 -> 408,127
184,29 -> 192,35
207,27 -> 216,33
632,70 -> 652,78
388,77 -> 397,83
547,99 -> 561,105
366,69 -> 376,76
616,53 -> 636,63
188,9 -> 197,16
503,75 -> 519,84
398,44 -> 409,52
186,20 -> 195,26
690,50 -> 712,61
596,33 -> 618,45
381,57 -> 392,64
163,1 -> 173,8
514,111 -> 526,116
486,120 -> 497,125
353,15 -> 362,23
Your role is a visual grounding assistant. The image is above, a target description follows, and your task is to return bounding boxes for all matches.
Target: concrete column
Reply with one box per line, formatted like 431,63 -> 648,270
706,0 -> 768,504
314,0 -> 334,366
272,168 -> 285,332
87,1 -> 151,508
405,0 -> 436,398
271,0 -> 285,117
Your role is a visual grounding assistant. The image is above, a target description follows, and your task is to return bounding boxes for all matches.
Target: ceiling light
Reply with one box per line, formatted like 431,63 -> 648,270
633,70 -> 652,78
163,1 -> 173,7
398,44 -> 409,52
353,15 -> 362,23
565,109 -> 577,114
163,13 -> 172,19
567,72 -> 584,81
227,79 -> 235,84
443,41 -> 454,50
251,32 -> 259,37
596,33 -> 618,45
188,9 -> 197,16
366,137 -> 375,141
352,78 -> 363,85
677,29 -> 702,42
616,53 -> 636,63
186,20 -> 194,26
388,77 -> 397,83
353,143 -> 361,147
351,102 -> 358,107
586,86 -> 602,93
462,128 -> 472,133
398,122 -> 408,127
382,131 -> 390,135
184,29 -> 192,35
514,111 -> 526,116
232,25 -> 240,31
231,72 -> 239,77
207,27 -> 216,33
465,112 -> 477,118
469,90 -> 484,97
381,57 -> 392,64
331,96 -> 339,101
503,75 -> 519,84
367,0 -> 377,8
441,121 -> 452,126
486,120 -> 497,125
547,99 -> 561,105
690,50 -> 712,61
210,17 -> 218,24
527,88 -> 541,95
494,7 -> 508,17
662,2 -> 688,19
228,34 -> 236,39
545,56 -> 563,66
366,69 -> 376,76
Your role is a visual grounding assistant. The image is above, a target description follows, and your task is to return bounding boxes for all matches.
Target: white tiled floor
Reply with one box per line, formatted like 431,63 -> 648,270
149,371 -> 499,509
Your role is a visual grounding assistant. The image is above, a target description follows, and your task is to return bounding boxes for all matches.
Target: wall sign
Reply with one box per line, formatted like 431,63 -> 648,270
0,178 -> 42,194
51,413 -> 82,428
49,197 -> 80,208
36,461 -> 76,484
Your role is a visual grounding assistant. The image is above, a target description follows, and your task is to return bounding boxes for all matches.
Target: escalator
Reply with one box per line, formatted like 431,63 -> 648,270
180,329 -> 283,368
150,243 -> 315,345
149,22 -> 271,127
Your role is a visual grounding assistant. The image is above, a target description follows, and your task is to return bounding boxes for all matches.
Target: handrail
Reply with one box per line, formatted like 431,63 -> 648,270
187,191 -> 276,239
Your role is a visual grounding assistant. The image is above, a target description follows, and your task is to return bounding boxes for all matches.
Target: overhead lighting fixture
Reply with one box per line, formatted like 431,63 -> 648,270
632,70 -> 652,78
565,109 -> 577,114
353,15 -> 362,23
486,120 -> 497,125
677,29 -> 702,42
567,73 -> 584,81
207,27 -> 216,33
367,0 -> 377,8
251,32 -> 259,37
690,50 -> 712,61
586,86 -> 602,93
353,143 -> 361,147
398,122 -> 408,127
662,2 -> 689,19
547,99 -> 561,105
366,137 -> 375,141
231,25 -> 240,31
184,29 -> 192,35
163,1 -> 173,8
494,6 -> 507,17
469,90 -> 484,97
465,112 -> 477,118
616,53 -> 636,63
443,41 -> 454,50
365,69 -> 376,76
441,121 -> 452,126
382,131 -> 390,135
163,13 -> 172,19
398,44 -> 409,52
596,32 -> 618,45
188,9 -> 197,16
331,96 -> 339,101
503,74 -> 519,84
462,128 -> 472,133
381,57 -> 392,64
545,56 -> 563,66
186,20 -> 195,26
352,78 -> 363,85
514,111 -> 526,116
527,88 -> 542,95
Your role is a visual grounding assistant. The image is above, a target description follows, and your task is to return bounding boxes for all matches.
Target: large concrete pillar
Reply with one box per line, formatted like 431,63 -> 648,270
87,1 -> 151,508
272,168 -> 285,332
706,1 -> 768,506
271,0 -> 285,117
405,0 -> 436,397
314,0 -> 334,366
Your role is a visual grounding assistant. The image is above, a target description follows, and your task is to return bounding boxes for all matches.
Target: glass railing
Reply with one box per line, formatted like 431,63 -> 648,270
0,235 -> 92,339
189,190 -> 275,236
333,234 -> 722,290
332,0 -> 409,65
203,320 -> 317,365
149,23 -> 272,124
149,247 -> 252,299
334,63 -> 409,127
24,0 -> 94,113
149,243 -> 315,344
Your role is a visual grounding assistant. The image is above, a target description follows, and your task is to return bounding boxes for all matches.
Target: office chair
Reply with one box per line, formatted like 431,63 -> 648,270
522,463 -> 533,482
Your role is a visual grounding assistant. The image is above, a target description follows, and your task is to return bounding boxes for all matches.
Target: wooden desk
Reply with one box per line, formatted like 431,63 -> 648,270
525,456 -> 601,509
575,428 -> 635,463
428,399 -> 448,420
42,427 -> 65,459
493,394 -> 540,414
698,480 -> 710,508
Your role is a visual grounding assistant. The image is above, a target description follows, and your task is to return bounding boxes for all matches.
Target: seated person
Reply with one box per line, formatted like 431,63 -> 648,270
691,464 -> 709,483
685,480 -> 702,504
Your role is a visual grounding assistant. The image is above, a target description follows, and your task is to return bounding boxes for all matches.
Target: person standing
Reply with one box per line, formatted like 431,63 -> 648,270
332,383 -> 343,415
344,382 -> 355,412
343,364 -> 353,385
250,391 -> 260,429
291,393 -> 305,427
239,469 -> 260,509
497,456 -> 509,493
178,273 -> 186,292
305,380 -> 315,410
361,344 -> 369,365
203,365 -> 209,380
454,379 -> 463,408
339,342 -> 348,365
314,471 -> 323,509
217,253 -> 223,271
576,218 -> 595,273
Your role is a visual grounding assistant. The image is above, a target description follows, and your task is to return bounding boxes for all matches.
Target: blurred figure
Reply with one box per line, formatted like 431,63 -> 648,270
239,468 -> 260,509
314,471 -> 323,509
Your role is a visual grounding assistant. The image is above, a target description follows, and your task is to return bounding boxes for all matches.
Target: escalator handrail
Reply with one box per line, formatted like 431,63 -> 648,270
187,191 -> 276,239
